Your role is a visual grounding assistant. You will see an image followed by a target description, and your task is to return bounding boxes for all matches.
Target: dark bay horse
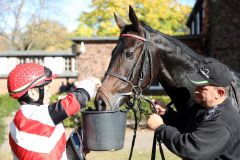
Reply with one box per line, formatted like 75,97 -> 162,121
95,6 -> 240,113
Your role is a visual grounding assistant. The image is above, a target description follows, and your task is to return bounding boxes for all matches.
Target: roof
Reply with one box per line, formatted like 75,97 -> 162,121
71,37 -> 118,43
0,51 -> 76,57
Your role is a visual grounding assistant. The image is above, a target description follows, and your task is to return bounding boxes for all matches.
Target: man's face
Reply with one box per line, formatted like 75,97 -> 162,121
194,85 -> 219,107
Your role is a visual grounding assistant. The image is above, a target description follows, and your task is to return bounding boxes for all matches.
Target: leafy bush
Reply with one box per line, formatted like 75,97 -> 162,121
124,95 -> 171,121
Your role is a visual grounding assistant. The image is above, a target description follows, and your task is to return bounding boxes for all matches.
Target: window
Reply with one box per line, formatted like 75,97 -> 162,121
190,9 -> 203,35
191,21 -> 195,35
196,12 -> 200,34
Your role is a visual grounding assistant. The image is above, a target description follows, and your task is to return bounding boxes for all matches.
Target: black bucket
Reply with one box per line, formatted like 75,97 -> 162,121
81,110 -> 128,151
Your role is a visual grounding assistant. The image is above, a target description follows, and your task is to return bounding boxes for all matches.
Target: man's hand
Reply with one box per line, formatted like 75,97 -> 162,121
147,114 -> 164,130
152,99 -> 168,115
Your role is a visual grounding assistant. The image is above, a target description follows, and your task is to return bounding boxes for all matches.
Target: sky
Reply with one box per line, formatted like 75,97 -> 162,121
51,0 -> 196,32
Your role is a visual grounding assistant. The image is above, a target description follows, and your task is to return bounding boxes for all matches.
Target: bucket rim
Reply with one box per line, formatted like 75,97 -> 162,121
80,109 -> 128,114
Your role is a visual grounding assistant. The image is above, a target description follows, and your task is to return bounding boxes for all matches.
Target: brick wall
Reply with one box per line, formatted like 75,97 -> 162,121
208,0 -> 240,72
76,43 -> 116,80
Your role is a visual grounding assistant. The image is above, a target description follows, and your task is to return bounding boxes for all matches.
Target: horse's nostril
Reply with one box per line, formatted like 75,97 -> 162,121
96,99 -> 106,111
98,99 -> 103,107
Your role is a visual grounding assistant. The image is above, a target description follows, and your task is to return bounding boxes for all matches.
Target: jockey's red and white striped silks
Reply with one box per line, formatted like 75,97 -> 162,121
9,105 -> 67,160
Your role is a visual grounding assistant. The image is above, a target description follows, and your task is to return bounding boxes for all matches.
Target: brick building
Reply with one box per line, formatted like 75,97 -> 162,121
186,0 -> 240,72
71,37 -> 117,80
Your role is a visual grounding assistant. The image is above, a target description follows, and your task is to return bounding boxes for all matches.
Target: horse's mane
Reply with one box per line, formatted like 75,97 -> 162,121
140,21 -> 206,64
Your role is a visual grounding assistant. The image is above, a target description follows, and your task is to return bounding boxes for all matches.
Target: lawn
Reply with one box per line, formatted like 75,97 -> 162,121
0,94 -> 19,144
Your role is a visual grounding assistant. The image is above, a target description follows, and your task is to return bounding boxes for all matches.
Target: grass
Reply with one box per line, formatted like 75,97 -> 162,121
0,94 -> 19,144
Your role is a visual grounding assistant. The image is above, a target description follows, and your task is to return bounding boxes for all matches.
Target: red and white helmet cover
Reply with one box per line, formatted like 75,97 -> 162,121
7,63 -> 57,99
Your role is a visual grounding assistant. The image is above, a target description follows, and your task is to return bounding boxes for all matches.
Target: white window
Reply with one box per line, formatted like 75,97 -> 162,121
191,21 -> 195,35
196,12 -> 200,34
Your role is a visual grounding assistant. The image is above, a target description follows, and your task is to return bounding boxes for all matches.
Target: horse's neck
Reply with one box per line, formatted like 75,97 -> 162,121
158,77 -> 194,110
155,49 -> 198,86
153,38 -> 202,109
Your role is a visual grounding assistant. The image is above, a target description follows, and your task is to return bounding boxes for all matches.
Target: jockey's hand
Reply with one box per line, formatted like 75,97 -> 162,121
147,114 -> 164,130
75,77 -> 101,98
152,99 -> 168,115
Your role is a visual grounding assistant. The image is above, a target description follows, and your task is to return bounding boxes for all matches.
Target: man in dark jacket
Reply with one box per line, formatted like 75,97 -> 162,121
147,61 -> 240,160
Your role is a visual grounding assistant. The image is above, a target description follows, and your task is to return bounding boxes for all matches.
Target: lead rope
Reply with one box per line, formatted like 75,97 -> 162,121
127,93 -> 170,160
151,101 -> 173,160
128,107 -> 138,160
127,95 -> 141,160
151,132 -> 165,160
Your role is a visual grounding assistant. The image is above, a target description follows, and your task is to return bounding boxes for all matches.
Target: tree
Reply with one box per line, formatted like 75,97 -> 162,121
0,0 -> 71,51
23,20 -> 71,51
73,0 -> 192,37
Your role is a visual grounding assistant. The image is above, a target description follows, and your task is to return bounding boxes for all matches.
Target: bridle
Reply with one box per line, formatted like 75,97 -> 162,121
98,30 -> 167,160
105,31 -> 154,96
99,31 -> 164,160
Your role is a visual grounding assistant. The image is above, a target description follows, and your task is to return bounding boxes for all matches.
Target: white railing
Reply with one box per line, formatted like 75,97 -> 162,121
0,51 -> 78,78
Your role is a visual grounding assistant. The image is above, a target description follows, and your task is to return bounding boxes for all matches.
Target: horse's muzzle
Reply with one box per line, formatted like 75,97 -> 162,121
94,86 -> 132,111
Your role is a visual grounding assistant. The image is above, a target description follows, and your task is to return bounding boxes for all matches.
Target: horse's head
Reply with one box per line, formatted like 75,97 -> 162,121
94,6 -> 176,110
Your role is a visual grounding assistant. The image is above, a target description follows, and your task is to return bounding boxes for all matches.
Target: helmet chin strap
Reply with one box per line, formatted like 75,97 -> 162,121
19,86 -> 45,106
35,86 -> 45,105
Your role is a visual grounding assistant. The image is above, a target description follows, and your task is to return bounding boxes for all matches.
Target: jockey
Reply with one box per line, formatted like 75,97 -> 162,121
7,63 -> 101,160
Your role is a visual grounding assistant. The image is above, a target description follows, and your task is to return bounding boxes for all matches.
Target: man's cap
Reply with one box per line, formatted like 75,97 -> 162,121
186,61 -> 233,87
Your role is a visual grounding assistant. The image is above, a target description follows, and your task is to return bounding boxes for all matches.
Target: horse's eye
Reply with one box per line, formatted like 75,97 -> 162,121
125,51 -> 134,59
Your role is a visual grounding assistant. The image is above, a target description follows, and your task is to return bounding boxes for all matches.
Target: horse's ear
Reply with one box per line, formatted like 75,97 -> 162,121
128,5 -> 141,33
114,12 -> 126,30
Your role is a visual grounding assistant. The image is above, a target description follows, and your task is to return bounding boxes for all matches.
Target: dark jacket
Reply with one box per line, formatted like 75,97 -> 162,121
156,98 -> 240,160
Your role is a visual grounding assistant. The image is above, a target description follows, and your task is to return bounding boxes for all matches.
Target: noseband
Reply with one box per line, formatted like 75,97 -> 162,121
105,31 -> 154,96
